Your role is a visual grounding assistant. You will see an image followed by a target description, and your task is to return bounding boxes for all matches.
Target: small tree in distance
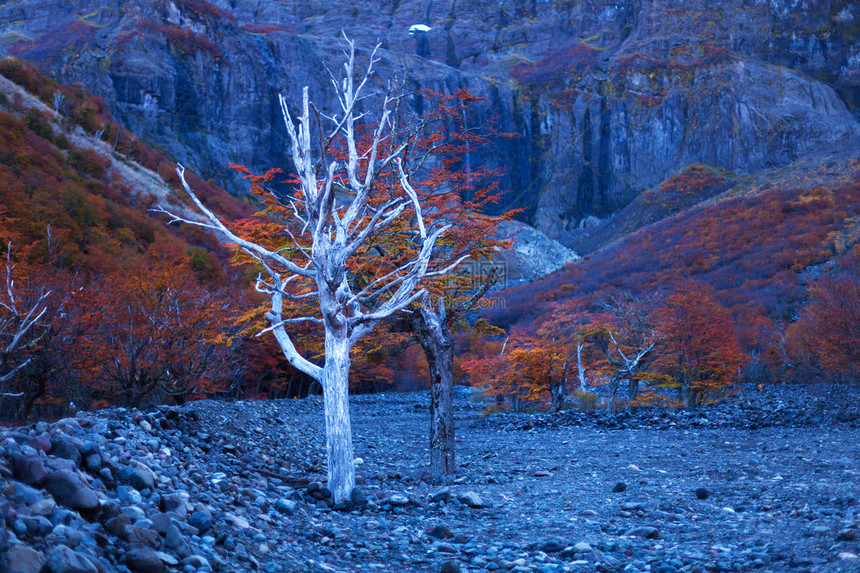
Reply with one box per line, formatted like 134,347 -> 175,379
0,242 -> 51,390
592,291 -> 664,412
153,38 -> 464,501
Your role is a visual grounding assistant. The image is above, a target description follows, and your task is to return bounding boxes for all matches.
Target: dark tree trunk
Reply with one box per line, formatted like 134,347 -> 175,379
609,374 -> 621,414
550,379 -> 566,412
412,303 -> 455,478
627,377 -> 639,410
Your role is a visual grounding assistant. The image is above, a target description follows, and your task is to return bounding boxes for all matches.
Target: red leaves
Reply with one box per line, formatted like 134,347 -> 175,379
786,255 -> 860,382
240,24 -> 293,35
77,250 -> 245,407
511,43 -> 599,92
656,283 -> 747,405
147,23 -> 223,59
0,61 -> 266,416
494,159 -> 860,362
465,287 -> 747,410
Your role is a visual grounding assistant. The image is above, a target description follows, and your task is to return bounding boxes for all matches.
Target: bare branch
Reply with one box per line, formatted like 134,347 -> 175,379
151,167 -> 315,280
343,197 -> 408,258
396,158 -> 427,239
258,315 -> 323,337
265,291 -> 323,381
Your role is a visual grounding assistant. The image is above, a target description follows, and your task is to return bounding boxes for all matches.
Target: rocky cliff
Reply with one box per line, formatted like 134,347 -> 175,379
2,0 -> 858,241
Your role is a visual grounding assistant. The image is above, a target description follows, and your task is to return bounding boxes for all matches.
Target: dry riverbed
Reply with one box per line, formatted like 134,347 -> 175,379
1,384 -> 858,573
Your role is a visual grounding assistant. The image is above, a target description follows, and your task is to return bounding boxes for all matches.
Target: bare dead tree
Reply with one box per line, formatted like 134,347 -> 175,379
0,243 -> 51,391
596,291 -> 664,412
152,37 -> 464,501
52,90 -> 65,115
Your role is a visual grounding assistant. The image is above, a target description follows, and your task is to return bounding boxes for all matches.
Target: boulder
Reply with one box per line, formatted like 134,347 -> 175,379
457,491 -> 483,508
1,545 -> 46,573
11,454 -> 48,486
45,545 -> 98,573
45,470 -> 100,514
124,547 -> 164,573
50,436 -> 82,467
188,510 -> 213,533
128,468 -> 156,492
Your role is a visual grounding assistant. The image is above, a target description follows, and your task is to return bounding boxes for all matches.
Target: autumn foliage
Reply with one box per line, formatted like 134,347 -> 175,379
655,283 -> 747,405
785,252 -> 860,383
0,60 -> 283,421
464,285 -> 747,412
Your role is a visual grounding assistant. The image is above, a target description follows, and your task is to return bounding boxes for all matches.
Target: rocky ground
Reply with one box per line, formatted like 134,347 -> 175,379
1,384 -> 858,573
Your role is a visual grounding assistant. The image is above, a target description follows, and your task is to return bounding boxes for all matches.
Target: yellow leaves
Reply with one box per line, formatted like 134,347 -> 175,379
472,318 -> 505,337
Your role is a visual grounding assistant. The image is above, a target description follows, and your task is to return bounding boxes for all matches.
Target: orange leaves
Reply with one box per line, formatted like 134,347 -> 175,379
656,282 -> 747,405
466,287 -> 750,410
786,256 -> 860,382
79,250 -> 244,405
462,323 -> 581,412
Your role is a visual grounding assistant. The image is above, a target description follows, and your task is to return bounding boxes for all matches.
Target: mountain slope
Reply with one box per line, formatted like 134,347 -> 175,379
0,59 -> 285,418
490,146 -> 860,337
0,57 -> 250,273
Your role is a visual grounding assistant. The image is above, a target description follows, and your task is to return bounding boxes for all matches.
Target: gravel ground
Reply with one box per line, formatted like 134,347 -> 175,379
175,384 -> 860,573
2,384 -> 858,573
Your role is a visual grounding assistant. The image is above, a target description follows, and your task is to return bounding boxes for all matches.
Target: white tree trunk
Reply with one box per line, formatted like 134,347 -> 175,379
576,342 -> 587,391
322,333 -> 355,502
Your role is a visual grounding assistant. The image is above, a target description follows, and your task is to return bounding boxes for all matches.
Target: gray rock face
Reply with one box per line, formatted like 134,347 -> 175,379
0,0 -> 857,241
496,220 -> 580,286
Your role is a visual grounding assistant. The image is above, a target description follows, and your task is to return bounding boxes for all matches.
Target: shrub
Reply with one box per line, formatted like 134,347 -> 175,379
240,24 -> 292,34
176,0 -> 236,23
68,147 -> 109,178
25,109 -> 53,141
570,389 -> 598,411
54,133 -> 70,149
9,21 -> 95,64
152,23 -> 223,59
511,43 -> 598,92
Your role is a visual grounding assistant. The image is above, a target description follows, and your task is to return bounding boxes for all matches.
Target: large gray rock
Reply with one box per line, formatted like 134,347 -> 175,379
1,545 -> 46,573
128,467 -> 156,492
50,436 -> 82,467
6,482 -> 43,506
188,510 -> 213,533
44,470 -> 100,514
11,454 -> 48,486
45,545 -> 99,573
457,491 -> 484,508
124,547 -> 164,573
496,220 -> 580,285
160,493 -> 186,517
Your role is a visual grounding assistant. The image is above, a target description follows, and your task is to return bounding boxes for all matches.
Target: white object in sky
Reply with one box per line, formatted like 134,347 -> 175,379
409,24 -> 432,34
